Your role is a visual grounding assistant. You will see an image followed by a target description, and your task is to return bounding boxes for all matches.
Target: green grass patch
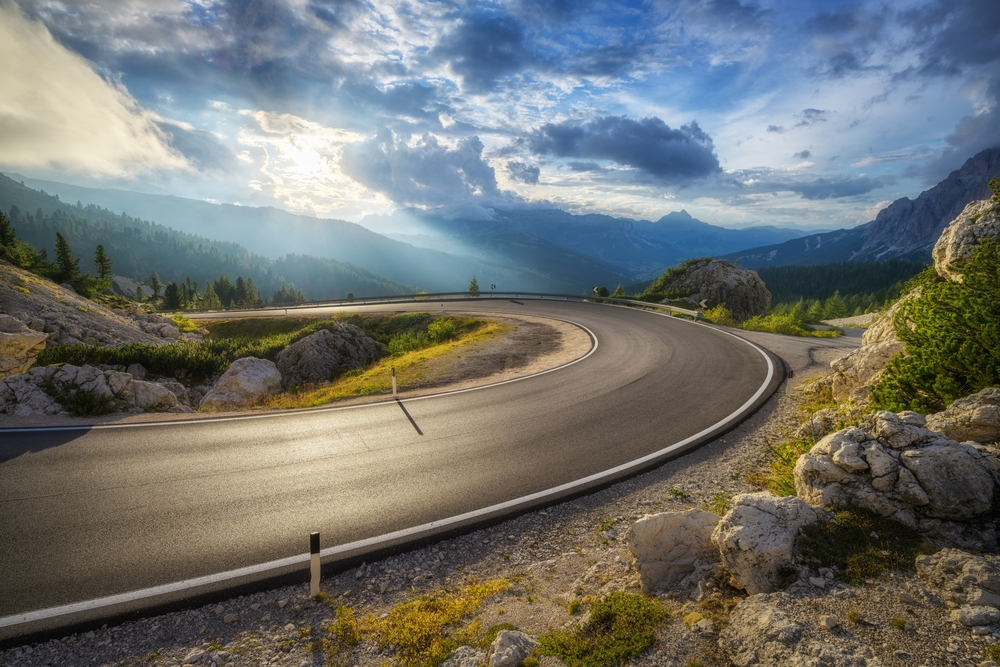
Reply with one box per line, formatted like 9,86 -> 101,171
745,438 -> 815,496
741,313 -> 841,337
700,492 -> 733,516
170,315 -> 201,333
533,592 -> 670,667
797,506 -> 929,585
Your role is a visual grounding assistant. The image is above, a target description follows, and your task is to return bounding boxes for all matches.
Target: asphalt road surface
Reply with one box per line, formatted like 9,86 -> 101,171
0,299 -> 779,639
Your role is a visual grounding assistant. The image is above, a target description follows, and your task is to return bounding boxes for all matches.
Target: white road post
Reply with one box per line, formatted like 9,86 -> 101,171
392,366 -> 397,396
310,532 -> 321,597
786,370 -> 794,395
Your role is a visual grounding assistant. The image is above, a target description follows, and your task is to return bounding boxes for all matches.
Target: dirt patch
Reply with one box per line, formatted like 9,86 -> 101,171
0,313 -> 592,428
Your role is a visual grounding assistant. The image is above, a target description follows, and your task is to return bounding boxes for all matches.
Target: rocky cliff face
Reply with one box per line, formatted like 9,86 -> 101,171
855,146 -> 1000,261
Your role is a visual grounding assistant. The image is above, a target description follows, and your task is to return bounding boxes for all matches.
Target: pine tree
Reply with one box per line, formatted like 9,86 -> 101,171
163,283 -> 181,309
611,284 -> 626,298
243,277 -> 261,305
134,284 -> 145,302
53,232 -> 80,283
235,277 -> 247,305
93,245 -> 113,279
201,281 -> 223,309
0,211 -> 15,248
148,273 -> 162,299
468,275 -> 480,297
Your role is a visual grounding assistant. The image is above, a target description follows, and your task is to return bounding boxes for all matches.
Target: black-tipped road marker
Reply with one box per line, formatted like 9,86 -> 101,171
786,370 -> 794,394
392,366 -> 397,396
310,532 -> 321,597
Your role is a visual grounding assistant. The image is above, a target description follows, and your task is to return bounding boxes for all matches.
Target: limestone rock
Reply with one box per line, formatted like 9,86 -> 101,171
441,646 -> 487,667
625,508 -> 720,593
655,259 -> 770,322
950,606 -> 1000,627
0,314 -> 47,379
795,411 -> 997,527
276,325 -> 387,389
916,548 -> 1000,608
131,381 -> 180,411
933,198 -> 1000,281
926,387 -> 1000,443
794,407 -> 841,438
487,630 -> 536,667
719,593 -> 881,667
3,370 -> 66,416
710,492 -> 826,594
200,357 -> 281,410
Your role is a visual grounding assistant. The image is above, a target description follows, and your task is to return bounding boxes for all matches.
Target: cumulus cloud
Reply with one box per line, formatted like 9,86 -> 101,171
0,4 -> 189,177
524,116 -> 721,181
506,161 -> 540,184
341,129 -> 502,208
427,12 -> 530,94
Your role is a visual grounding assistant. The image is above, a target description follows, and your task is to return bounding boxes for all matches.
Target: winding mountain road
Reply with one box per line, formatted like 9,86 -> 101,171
0,299 -> 781,641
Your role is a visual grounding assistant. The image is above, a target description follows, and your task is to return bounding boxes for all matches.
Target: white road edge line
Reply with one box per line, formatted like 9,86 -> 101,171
0,306 -> 773,629
0,316 -> 598,433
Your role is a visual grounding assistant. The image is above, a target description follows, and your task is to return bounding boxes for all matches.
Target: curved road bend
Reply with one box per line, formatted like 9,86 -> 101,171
0,300 -> 779,639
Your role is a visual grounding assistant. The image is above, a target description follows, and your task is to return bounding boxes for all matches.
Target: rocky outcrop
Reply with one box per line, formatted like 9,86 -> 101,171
711,493 -> 826,594
794,411 -> 998,528
0,314 -> 47,379
625,509 -> 720,593
441,646 -> 487,667
926,387 -> 1000,443
486,630 -> 536,667
656,259 -> 770,322
199,357 -> 282,410
932,198 -> 1000,281
719,593 -> 881,667
276,325 -> 387,389
916,548 -> 1000,609
794,407 -> 840,438
0,364 -> 195,416
829,295 -> 911,404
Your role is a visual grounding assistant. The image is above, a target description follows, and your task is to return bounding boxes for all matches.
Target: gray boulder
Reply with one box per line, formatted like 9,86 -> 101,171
711,492 -> 826,594
625,508 -> 720,593
926,387 -> 1000,443
200,357 -> 282,410
441,646 -> 488,667
656,259 -> 770,322
933,198 -> 1000,281
487,630 -> 536,667
719,593 -> 881,667
0,314 -> 47,379
276,325 -> 387,389
795,407 -> 840,438
916,548 -> 1000,608
794,411 -> 998,527
132,381 -> 180,411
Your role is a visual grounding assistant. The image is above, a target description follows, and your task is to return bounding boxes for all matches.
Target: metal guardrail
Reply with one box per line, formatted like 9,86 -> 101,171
178,291 -> 703,319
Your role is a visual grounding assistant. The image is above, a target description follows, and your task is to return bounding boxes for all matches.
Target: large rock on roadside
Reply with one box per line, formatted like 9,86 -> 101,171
131,380 -> 180,411
487,630 -> 536,667
711,493 -> 826,594
625,509 -> 720,593
933,198 -> 1000,281
916,548 -> 1000,608
656,259 -> 770,322
276,325 -> 387,389
199,357 -> 281,410
926,387 -> 1000,443
2,368 -> 66,416
719,593 -> 881,667
0,314 -> 47,379
794,411 -> 998,528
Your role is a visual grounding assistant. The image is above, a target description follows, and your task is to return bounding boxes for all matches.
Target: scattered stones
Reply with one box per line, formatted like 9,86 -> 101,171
625,508 -> 720,593
926,387 -> 1000,444
711,492 -> 826,594
199,357 -> 282,410
223,613 -> 238,624
795,411 -> 999,529
950,606 -> 1000,627
820,614 -> 838,630
442,645 -> 488,667
275,325 -> 387,389
487,630 -> 536,667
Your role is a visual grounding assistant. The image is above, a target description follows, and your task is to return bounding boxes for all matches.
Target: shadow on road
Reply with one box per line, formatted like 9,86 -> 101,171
0,428 -> 92,463
395,398 -> 423,436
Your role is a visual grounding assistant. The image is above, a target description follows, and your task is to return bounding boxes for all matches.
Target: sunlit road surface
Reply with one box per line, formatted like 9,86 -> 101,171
0,299 -> 779,639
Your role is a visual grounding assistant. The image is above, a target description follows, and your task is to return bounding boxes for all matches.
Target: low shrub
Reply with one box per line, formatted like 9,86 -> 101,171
745,438 -> 815,496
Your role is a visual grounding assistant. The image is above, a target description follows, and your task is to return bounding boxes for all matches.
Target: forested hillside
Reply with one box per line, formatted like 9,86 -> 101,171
0,179 -> 413,301
756,261 -> 925,304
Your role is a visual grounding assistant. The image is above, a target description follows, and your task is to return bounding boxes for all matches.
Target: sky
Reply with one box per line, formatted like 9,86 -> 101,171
1,0 -> 999,230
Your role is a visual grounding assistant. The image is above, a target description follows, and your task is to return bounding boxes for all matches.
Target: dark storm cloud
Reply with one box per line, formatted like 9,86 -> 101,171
155,122 -> 235,172
506,161 -> 540,185
427,13 -> 531,94
524,116 -> 721,181
340,129 -> 501,207
803,5 -> 888,78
